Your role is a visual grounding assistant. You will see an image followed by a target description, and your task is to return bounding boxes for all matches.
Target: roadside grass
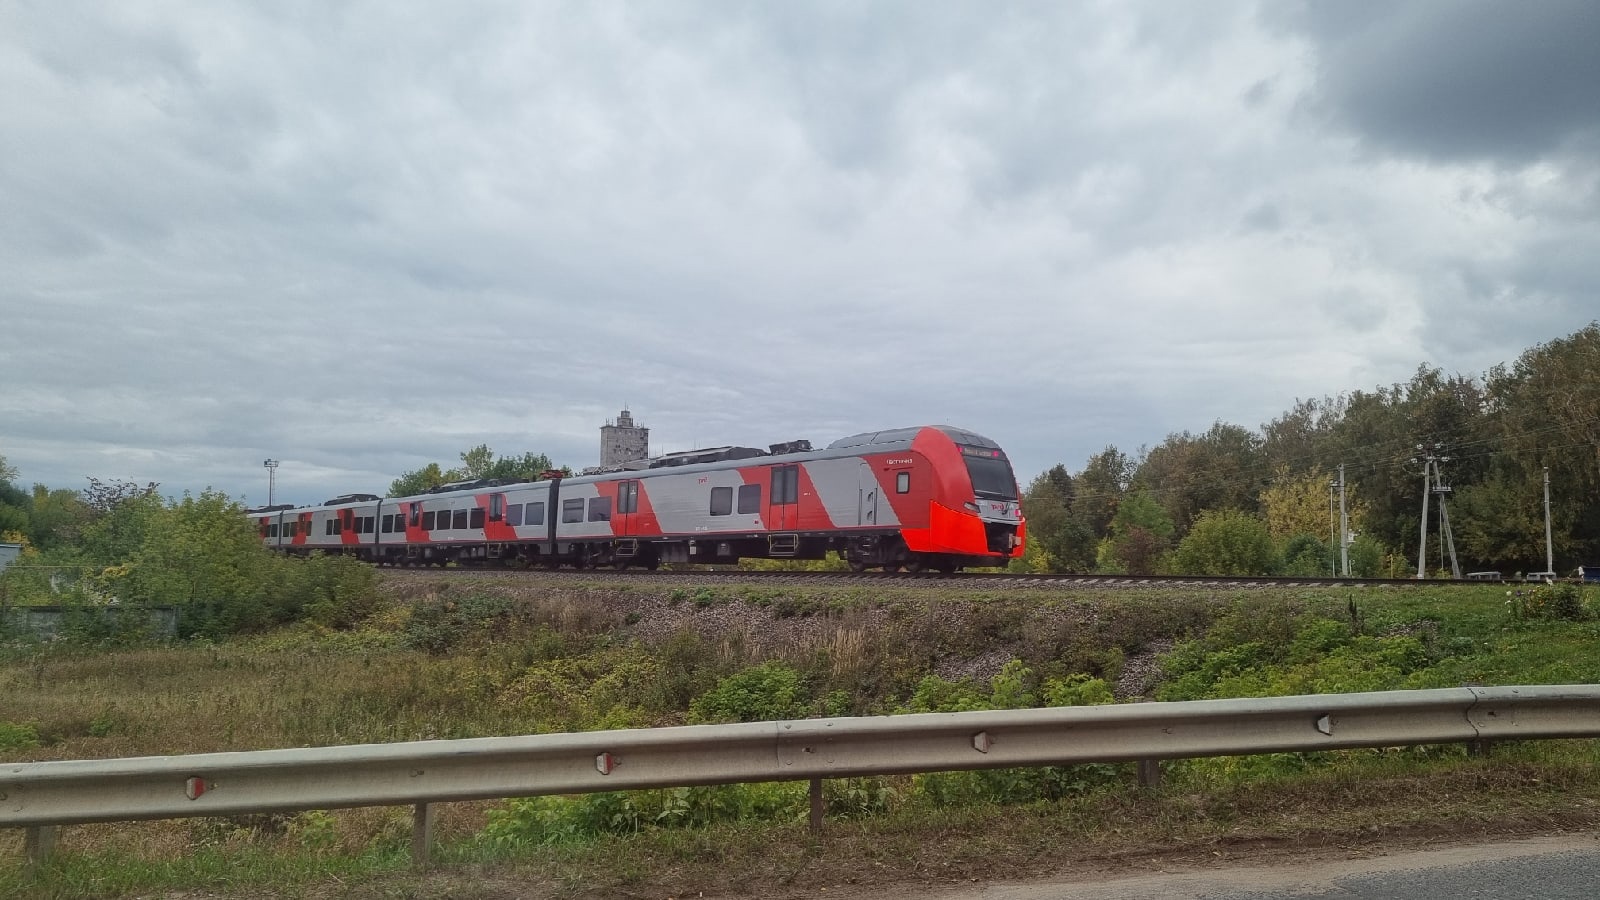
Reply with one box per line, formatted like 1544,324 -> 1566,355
2,578 -> 1597,897
7,742 -> 1600,899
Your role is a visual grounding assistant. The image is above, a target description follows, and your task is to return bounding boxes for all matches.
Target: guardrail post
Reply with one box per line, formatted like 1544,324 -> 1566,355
25,825 -> 58,867
411,803 -> 433,867
809,778 -> 824,833
1137,759 -> 1161,789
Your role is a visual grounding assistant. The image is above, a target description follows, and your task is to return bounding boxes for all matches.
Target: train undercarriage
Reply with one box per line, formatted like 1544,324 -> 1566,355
290,526 -> 1017,574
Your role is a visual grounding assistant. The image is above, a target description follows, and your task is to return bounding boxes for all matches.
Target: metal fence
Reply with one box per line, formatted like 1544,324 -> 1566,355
6,685 -> 1599,866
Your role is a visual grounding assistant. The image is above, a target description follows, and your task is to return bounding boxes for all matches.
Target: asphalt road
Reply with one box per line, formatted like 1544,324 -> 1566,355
854,835 -> 1600,900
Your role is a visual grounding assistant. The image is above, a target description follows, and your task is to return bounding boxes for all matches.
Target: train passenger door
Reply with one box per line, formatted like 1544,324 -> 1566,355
857,463 -> 878,527
616,480 -> 639,536
770,465 -> 799,530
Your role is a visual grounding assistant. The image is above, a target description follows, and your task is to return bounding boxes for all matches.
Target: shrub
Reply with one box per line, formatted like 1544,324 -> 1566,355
1507,583 -> 1586,622
690,661 -> 810,723
0,721 -> 40,751
482,783 -> 807,846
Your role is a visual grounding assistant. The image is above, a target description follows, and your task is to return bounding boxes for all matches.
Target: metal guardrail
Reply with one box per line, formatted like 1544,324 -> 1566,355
6,685 -> 1600,866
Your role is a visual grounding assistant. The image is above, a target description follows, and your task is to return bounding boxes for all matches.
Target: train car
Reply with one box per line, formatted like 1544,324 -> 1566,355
250,425 -> 1026,572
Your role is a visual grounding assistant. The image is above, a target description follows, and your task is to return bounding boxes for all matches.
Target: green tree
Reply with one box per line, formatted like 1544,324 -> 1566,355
389,462 -> 448,497
27,485 -> 91,550
1075,446 -> 1132,540
1017,465 -> 1095,572
1479,323 -> 1600,569
1259,466 -> 1336,544
1134,422 -> 1265,538
1169,509 -> 1280,576
485,451 -> 565,482
1097,489 -> 1173,575
389,448 -> 568,497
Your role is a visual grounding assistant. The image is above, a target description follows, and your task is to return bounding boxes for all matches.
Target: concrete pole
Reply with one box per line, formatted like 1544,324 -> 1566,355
1338,463 -> 1350,577
1328,479 -> 1337,576
1416,459 -> 1431,579
1544,467 -> 1554,575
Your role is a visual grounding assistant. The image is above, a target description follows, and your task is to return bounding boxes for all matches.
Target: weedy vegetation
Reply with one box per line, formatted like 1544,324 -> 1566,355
4,576 -> 1600,898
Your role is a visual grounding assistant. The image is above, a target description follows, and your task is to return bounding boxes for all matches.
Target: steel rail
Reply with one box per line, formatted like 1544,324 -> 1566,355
6,685 -> 1599,865
386,565 -> 1510,589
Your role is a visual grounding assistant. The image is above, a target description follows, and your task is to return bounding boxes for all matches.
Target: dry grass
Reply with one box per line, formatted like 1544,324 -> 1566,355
8,748 -> 1599,899
3,576 -> 1597,898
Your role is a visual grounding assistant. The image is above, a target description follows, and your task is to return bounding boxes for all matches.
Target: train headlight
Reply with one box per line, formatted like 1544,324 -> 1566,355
964,501 -> 979,513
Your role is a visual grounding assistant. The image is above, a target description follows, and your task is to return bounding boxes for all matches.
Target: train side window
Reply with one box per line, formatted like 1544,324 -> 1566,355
453,509 -> 469,529
527,501 -> 546,526
469,508 -> 485,529
381,515 -> 392,533
489,493 -> 504,521
896,471 -> 910,493
507,503 -> 524,527
422,511 -> 437,530
365,516 -> 376,533
710,486 -> 733,516
408,506 -> 420,528
737,483 -> 762,514
618,481 -> 638,514
562,498 -> 585,523
268,523 -> 278,537
588,497 -> 611,522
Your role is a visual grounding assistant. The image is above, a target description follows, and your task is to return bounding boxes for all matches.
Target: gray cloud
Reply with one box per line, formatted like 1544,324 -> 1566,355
2,1 -> 1597,506
1277,0 -> 1600,164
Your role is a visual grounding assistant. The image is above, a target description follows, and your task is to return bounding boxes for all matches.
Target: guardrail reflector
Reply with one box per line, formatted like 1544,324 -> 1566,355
972,731 -> 991,753
1316,714 -> 1333,736
185,777 -> 207,800
595,752 -> 616,775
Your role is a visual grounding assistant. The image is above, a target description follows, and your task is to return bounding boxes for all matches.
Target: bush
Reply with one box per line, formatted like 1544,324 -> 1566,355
0,721 -> 40,751
1168,509 -> 1280,576
690,661 -> 810,723
403,593 -> 518,654
482,783 -> 808,846
1506,583 -> 1586,622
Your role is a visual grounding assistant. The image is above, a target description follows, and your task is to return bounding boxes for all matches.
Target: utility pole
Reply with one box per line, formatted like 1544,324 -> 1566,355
1413,444 -> 1460,579
1328,477 -> 1338,576
1415,448 -> 1431,579
1543,467 -> 1554,575
1338,463 -> 1350,577
263,459 -> 279,507
1433,459 -> 1460,579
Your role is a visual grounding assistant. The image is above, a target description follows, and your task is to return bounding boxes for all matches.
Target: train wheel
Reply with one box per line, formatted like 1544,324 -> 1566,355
848,559 -> 867,573
903,557 -> 926,574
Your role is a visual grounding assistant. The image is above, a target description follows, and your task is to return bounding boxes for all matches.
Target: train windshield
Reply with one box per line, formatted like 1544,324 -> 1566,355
961,448 -> 1017,500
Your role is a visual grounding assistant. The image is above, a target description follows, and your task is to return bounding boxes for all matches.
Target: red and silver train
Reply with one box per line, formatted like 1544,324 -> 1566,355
249,425 -> 1026,572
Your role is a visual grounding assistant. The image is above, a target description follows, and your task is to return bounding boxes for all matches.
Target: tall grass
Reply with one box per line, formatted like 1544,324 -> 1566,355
3,579 -> 1597,896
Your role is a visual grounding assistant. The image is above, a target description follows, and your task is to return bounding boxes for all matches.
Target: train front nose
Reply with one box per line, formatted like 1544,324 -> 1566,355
966,498 -> 1024,554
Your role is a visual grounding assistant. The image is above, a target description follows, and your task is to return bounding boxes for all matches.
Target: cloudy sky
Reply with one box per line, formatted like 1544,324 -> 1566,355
3,1 -> 1597,507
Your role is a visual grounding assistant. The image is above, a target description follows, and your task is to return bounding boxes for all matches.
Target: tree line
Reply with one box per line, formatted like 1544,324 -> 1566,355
2,324 -> 1595,598
1014,323 -> 1600,578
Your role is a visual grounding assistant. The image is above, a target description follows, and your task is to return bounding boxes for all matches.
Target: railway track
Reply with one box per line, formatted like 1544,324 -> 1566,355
380,565 -> 1493,590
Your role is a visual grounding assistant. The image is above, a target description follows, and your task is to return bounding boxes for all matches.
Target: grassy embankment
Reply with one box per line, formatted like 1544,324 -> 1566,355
3,576 -> 1600,898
